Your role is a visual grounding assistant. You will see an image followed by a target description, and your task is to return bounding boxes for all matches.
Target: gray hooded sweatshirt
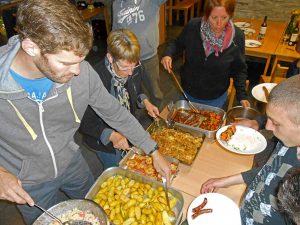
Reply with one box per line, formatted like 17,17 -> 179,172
112,0 -> 167,60
0,36 -> 156,185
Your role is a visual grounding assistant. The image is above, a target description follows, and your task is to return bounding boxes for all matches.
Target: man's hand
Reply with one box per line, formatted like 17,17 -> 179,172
0,167 -> 34,206
232,119 -> 259,130
144,99 -> 160,118
161,56 -> 172,74
240,100 -> 251,108
200,174 -> 244,194
151,151 -> 171,183
109,131 -> 129,150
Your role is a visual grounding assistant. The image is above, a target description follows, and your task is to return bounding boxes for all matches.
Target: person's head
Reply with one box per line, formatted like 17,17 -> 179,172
203,0 -> 236,35
106,29 -> 141,78
277,168 -> 300,225
16,0 -> 93,83
265,75 -> 300,147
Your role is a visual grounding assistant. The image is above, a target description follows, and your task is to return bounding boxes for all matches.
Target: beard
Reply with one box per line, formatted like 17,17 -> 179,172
34,55 -> 74,83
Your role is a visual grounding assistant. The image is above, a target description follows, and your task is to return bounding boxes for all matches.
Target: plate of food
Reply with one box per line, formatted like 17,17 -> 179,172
216,125 -> 267,155
245,39 -> 262,48
187,193 -> 241,225
252,83 -> 277,103
243,27 -> 256,34
234,22 -> 250,28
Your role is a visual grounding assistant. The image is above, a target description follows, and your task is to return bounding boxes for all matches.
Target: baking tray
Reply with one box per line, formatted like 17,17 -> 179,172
147,119 -> 205,165
85,167 -> 184,225
167,100 -> 226,139
119,148 -> 179,182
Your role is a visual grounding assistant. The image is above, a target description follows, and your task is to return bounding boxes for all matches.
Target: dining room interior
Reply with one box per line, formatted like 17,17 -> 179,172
0,0 -> 300,225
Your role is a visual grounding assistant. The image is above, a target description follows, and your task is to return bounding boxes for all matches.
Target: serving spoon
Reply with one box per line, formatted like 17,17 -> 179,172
34,204 -> 92,225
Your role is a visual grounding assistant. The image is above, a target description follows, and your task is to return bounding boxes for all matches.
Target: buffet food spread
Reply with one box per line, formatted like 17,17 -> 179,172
121,153 -> 178,182
151,127 -> 204,165
87,168 -> 184,225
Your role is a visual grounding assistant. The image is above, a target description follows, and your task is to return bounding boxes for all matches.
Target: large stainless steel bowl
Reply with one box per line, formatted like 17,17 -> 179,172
32,199 -> 109,225
226,106 -> 260,124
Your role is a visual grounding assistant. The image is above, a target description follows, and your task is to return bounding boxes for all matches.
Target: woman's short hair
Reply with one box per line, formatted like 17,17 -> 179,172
16,0 -> 93,56
106,29 -> 140,63
203,0 -> 236,18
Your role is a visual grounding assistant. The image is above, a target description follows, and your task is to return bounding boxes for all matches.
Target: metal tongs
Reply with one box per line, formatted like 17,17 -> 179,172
169,70 -> 199,112
161,177 -> 171,210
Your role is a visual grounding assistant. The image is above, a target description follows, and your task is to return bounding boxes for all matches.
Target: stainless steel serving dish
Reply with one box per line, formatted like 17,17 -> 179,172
119,148 -> 180,182
85,167 -> 184,225
167,100 -> 226,139
33,199 -> 109,225
147,119 -> 205,165
226,106 -> 261,124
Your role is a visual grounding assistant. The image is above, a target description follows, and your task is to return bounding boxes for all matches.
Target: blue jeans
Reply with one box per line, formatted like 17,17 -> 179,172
17,150 -> 94,225
182,91 -> 228,108
96,150 -> 123,170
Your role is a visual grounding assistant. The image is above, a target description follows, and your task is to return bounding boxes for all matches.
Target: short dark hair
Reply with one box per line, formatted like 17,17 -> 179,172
268,74 -> 300,125
277,168 -> 300,225
16,0 -> 93,56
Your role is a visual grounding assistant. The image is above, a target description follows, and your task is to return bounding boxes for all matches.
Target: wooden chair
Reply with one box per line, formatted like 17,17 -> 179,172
260,63 -> 288,84
194,0 -> 203,17
166,0 -> 195,26
227,78 -> 250,110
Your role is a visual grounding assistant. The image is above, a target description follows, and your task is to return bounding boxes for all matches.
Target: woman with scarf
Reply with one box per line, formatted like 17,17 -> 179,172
161,0 -> 250,108
80,29 -> 159,169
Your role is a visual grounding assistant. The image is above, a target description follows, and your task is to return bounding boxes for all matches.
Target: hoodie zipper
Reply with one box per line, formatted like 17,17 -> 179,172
38,102 -> 58,178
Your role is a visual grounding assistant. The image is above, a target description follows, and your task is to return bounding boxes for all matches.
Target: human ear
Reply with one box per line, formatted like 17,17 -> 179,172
106,53 -> 114,64
21,38 -> 40,57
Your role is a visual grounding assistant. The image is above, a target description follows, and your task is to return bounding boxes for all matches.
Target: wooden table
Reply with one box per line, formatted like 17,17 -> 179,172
269,42 -> 300,82
234,18 -> 287,76
160,108 -> 254,221
80,7 -> 110,33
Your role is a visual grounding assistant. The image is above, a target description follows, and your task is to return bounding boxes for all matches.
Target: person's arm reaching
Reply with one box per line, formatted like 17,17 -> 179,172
200,173 -> 244,193
0,166 -> 34,206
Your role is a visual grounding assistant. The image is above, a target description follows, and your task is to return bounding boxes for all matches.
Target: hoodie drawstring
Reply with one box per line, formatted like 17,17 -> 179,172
66,87 -> 81,123
7,100 -> 38,140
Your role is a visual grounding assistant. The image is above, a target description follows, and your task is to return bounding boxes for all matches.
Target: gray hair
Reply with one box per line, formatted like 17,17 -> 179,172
268,74 -> 300,125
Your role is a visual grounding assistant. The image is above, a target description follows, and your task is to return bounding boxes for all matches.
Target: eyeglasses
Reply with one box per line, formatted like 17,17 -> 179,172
114,60 -> 141,72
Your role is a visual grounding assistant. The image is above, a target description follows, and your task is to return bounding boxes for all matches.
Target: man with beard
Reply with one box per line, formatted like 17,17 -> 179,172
201,75 -> 300,225
0,0 -> 170,224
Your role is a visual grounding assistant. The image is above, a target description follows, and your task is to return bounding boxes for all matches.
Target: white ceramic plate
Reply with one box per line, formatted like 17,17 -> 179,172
187,193 -> 241,225
252,83 -> 277,103
245,39 -> 262,48
216,125 -> 267,155
234,22 -> 250,28
244,28 -> 256,34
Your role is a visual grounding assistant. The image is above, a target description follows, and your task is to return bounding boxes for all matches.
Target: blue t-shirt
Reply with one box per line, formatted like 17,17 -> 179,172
10,69 -> 53,103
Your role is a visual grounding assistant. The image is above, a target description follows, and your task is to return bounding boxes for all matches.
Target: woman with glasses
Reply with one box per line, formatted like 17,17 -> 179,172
161,0 -> 250,109
80,29 -> 160,169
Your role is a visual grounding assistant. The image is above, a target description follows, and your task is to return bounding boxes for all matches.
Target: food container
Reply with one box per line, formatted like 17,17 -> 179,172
226,106 -> 260,124
148,119 -> 205,165
167,100 -> 226,139
33,199 -> 109,225
119,148 -> 180,182
85,167 -> 184,225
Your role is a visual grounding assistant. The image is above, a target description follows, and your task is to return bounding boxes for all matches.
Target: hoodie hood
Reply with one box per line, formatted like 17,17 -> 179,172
0,35 -> 23,93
